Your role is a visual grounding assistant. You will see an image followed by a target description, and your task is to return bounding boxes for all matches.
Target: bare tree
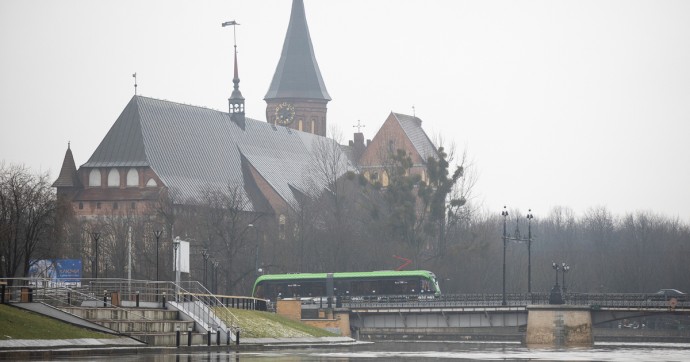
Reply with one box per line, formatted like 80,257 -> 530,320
0,163 -> 56,281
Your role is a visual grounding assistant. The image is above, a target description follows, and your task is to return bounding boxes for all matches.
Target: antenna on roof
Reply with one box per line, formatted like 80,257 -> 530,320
412,105 -> 416,117
132,73 -> 138,95
353,120 -> 366,133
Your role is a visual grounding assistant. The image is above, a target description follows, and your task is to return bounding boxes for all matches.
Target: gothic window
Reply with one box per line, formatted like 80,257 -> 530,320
146,178 -> 158,187
388,140 -> 395,153
89,169 -> 101,187
130,202 -> 136,210
310,120 -> 315,134
279,214 -> 286,240
126,168 -> 139,187
96,202 -> 101,209
298,120 -> 303,131
107,168 -> 120,187
372,172 -> 379,181
78,202 -> 83,210
113,202 -> 119,210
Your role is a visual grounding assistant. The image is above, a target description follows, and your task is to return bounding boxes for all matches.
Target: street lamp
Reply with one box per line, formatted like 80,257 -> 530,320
91,232 -> 101,279
501,206 -> 509,306
212,260 -> 219,294
549,261 -> 564,304
526,210 -> 534,293
248,224 -> 260,277
202,248 -> 209,288
562,262 -> 570,294
154,230 -> 162,282
173,237 -> 181,299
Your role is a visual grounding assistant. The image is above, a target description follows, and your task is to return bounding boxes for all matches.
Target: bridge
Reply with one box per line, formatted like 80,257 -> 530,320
3,279 -> 689,346
334,293 -> 690,344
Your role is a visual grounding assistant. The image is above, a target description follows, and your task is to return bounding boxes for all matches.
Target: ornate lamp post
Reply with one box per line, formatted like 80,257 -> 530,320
91,232 -> 100,279
202,249 -> 209,288
561,262 -> 570,294
173,237 -> 181,300
549,261 -> 564,304
526,210 -> 534,293
212,260 -> 220,294
154,230 -> 162,282
501,206 -> 509,306
248,224 -> 260,277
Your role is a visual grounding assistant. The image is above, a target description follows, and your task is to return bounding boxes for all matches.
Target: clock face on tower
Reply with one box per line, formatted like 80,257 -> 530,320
275,102 -> 295,126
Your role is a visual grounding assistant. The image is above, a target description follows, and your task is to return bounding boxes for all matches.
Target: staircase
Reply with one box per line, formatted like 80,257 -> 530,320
2,278 -> 262,347
60,305 -> 206,346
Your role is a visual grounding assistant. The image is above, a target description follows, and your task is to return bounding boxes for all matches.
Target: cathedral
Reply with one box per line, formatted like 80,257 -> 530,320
53,0 -> 437,235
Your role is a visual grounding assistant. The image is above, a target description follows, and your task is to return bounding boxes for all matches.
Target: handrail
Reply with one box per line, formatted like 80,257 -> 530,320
0,277 -> 269,344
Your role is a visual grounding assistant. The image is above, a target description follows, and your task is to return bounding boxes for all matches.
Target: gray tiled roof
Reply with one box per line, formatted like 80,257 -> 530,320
392,113 -> 438,162
264,0 -> 330,101
81,96 -> 349,212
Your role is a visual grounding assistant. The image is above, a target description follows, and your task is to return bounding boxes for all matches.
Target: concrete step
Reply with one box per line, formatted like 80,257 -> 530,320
129,332 -> 223,347
61,307 -> 178,321
94,320 -> 195,333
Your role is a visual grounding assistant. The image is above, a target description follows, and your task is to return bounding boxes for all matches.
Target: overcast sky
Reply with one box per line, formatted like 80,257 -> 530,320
1,0 -> 689,221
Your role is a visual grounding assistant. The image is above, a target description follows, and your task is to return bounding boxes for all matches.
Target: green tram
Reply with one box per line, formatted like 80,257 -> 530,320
252,270 -> 441,301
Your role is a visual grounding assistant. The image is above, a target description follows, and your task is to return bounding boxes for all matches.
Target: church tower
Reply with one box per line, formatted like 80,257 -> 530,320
265,0 -> 330,136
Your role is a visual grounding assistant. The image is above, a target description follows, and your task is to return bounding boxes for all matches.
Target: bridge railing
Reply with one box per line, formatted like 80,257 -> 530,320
341,292 -> 688,309
342,293 -> 551,308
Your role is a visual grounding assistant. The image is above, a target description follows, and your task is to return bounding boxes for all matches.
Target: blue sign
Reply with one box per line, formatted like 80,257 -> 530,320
55,259 -> 82,282
29,259 -> 82,283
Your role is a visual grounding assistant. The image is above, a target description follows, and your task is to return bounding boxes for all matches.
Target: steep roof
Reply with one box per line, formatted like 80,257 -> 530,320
52,144 -> 81,188
392,113 -> 437,162
80,96 -> 349,212
264,0 -> 331,101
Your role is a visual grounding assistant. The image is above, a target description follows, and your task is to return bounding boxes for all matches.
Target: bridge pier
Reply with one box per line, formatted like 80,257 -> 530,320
526,305 -> 592,347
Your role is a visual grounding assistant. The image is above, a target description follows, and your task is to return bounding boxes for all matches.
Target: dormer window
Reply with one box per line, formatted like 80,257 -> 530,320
107,168 -> 120,187
89,169 -> 101,187
146,178 -> 158,187
126,168 -> 139,187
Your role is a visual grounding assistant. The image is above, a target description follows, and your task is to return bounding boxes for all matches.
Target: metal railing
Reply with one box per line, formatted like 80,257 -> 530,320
340,292 -> 689,310
1,277 -> 270,344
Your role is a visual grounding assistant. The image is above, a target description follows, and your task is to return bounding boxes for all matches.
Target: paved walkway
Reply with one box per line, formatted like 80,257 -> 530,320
0,336 -> 356,350
0,337 -> 145,349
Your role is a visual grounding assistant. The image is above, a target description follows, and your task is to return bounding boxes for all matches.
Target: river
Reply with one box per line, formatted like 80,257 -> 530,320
51,341 -> 690,361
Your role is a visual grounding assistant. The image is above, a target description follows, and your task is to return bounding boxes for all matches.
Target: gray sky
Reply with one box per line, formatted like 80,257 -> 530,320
1,0 -> 689,221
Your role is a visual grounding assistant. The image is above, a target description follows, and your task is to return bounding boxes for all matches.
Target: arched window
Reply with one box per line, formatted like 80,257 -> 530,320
146,178 -> 158,187
126,168 -> 139,187
279,214 -> 286,240
89,169 -> 101,187
107,169 -> 120,187
298,120 -> 303,131
310,120 -> 315,133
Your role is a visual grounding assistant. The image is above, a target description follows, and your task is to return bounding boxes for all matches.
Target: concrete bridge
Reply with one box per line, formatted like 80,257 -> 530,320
339,293 -> 690,346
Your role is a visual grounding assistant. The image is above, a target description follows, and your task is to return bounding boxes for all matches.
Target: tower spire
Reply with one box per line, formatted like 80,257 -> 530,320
223,20 -> 245,128
264,0 -> 330,136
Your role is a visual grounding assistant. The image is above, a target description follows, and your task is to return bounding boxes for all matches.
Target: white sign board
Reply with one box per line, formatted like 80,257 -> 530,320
174,239 -> 191,273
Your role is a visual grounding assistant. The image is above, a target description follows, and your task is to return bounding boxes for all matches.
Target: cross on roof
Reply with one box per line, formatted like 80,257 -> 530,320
353,120 -> 366,133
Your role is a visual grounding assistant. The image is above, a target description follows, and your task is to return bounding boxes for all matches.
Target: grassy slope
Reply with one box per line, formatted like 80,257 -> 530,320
0,304 -> 114,340
215,308 -> 337,338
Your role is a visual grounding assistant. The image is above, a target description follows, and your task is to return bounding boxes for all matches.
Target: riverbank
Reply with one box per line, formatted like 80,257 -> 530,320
0,336 -> 360,360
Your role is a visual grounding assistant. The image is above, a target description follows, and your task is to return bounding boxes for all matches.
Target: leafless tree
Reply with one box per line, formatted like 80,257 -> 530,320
0,163 -> 57,281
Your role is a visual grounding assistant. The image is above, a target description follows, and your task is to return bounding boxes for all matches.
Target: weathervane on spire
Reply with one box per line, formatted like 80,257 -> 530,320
223,19 -> 245,124
132,73 -> 137,95
221,20 -> 240,50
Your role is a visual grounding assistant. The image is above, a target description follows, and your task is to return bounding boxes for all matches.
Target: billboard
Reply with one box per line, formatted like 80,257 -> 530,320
29,259 -> 82,283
